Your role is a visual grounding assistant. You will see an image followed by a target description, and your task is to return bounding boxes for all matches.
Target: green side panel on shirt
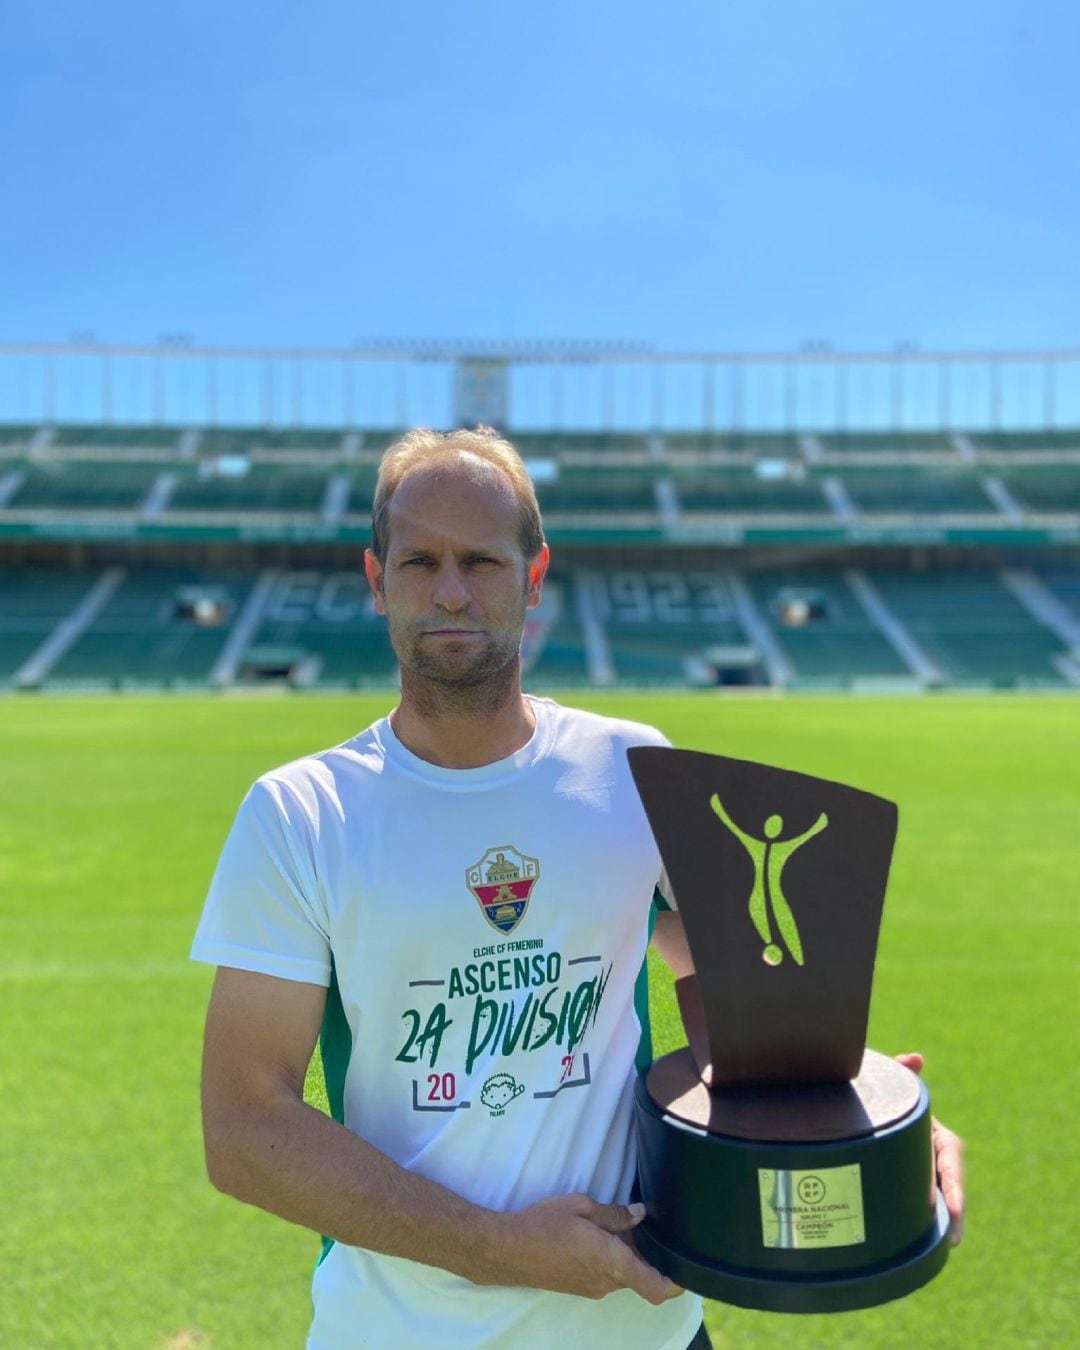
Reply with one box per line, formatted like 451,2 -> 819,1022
634,887 -> 669,1075
317,888 -> 669,1260
317,959 -> 352,1266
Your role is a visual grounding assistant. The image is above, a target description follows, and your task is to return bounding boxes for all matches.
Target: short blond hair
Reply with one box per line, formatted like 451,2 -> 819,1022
371,426 -> 544,562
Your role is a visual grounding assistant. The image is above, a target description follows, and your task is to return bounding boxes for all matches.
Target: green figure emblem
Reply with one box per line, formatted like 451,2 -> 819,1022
709,795 -> 829,967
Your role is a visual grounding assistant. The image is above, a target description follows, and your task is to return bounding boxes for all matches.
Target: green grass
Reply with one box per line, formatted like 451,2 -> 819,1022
0,694 -> 1077,1348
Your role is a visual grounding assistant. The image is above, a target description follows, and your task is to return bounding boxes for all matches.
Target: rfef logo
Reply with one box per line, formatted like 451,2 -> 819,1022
466,845 -> 539,935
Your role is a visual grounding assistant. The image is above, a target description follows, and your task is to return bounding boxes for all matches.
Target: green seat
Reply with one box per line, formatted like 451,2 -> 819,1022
168,465 -> 329,513
0,570 -> 108,682
11,461 -> 160,510
840,469 -> 991,514
871,571 -> 1069,686
1000,469 -> 1080,513
50,424 -> 182,448
49,569 -> 253,685
746,570 -> 908,681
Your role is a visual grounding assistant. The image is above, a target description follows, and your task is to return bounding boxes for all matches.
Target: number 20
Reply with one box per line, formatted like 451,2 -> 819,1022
426,1072 -> 456,1101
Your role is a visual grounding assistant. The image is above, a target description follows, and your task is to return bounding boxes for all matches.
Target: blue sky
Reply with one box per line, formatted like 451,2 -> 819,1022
2,0 -> 1077,359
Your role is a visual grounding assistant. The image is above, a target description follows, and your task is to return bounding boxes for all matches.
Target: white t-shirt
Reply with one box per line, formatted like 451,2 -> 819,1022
192,696 -> 701,1350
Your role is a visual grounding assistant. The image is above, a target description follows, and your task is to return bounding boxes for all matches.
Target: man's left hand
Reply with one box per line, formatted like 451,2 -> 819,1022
895,1052 -> 965,1246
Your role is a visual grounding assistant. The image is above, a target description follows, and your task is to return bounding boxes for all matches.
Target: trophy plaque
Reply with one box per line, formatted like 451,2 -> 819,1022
628,748 -> 950,1313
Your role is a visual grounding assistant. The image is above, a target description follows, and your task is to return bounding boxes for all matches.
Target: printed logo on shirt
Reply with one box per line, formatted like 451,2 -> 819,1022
480,1072 -> 526,1116
466,845 -> 539,935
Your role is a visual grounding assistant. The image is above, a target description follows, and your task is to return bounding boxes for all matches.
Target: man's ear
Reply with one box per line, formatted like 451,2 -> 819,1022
364,549 -> 386,616
526,544 -> 550,609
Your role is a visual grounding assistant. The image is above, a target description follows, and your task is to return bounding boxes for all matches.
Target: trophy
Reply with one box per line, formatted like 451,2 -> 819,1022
628,749 -> 951,1313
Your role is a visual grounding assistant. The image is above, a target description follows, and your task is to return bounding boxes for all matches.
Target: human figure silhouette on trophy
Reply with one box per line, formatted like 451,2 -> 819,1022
709,795 -> 829,968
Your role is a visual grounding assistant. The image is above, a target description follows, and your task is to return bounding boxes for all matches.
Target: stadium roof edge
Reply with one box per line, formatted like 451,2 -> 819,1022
2,339 -> 1080,364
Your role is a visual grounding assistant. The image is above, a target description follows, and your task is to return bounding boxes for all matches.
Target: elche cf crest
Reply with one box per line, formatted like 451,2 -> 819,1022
466,845 -> 539,935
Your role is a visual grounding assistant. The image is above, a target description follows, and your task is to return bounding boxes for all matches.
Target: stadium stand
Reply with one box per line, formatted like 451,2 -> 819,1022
666,434 -> 803,456
50,424 -> 182,449
518,581 -> 587,686
820,432 -> 956,455
999,467 -> 1080,513
0,568 -> 107,685
209,428 -> 344,453
840,468 -> 994,515
0,424 -> 41,451
167,464 -> 330,514
1,415 -> 1078,692
605,620 -> 758,684
237,570 -> 396,687
672,468 -> 830,515
537,470 -> 659,514
1037,564 -> 1080,617
744,570 -> 912,686
523,615 -> 590,686
972,430 -> 1080,452
8,461 -> 163,511
588,570 -> 761,685
44,568 -> 256,688
869,570 -> 1071,686
514,433 -> 648,456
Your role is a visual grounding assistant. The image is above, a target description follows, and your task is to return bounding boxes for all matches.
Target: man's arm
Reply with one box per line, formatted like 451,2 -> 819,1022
649,909 -> 695,980
201,966 -> 683,1304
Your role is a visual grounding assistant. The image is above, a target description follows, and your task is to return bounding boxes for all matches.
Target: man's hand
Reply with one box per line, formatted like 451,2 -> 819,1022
203,971 -> 682,1297
896,1052 -> 965,1245
488,1194 -> 683,1306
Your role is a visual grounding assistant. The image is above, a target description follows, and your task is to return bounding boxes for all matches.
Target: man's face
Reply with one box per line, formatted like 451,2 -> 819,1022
364,456 -> 548,688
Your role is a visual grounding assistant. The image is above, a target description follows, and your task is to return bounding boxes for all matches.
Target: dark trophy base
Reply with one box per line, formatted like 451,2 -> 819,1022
634,1049 -> 950,1314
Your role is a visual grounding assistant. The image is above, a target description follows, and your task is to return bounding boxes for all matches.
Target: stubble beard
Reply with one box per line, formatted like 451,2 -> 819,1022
395,625 -> 524,718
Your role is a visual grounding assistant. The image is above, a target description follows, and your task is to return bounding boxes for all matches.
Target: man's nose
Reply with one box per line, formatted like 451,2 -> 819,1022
432,564 -> 470,610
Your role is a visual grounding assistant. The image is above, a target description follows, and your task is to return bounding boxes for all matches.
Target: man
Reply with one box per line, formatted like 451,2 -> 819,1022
193,427 -> 963,1349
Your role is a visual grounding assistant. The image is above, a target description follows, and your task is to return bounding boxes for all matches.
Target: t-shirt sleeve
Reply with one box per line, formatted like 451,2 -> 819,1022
190,777 -> 332,987
654,868 -> 676,912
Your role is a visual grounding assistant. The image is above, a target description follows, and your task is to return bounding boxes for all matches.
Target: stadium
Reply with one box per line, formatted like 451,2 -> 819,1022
3,338 -> 1079,695
2,336 -> 1078,1347
8,0 -> 1080,1342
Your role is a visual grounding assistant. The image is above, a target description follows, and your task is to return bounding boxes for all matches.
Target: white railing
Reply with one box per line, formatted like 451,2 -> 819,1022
0,339 -> 1078,433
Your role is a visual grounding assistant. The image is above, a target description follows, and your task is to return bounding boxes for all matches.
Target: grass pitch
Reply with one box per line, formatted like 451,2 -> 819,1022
0,693 -> 1077,1348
